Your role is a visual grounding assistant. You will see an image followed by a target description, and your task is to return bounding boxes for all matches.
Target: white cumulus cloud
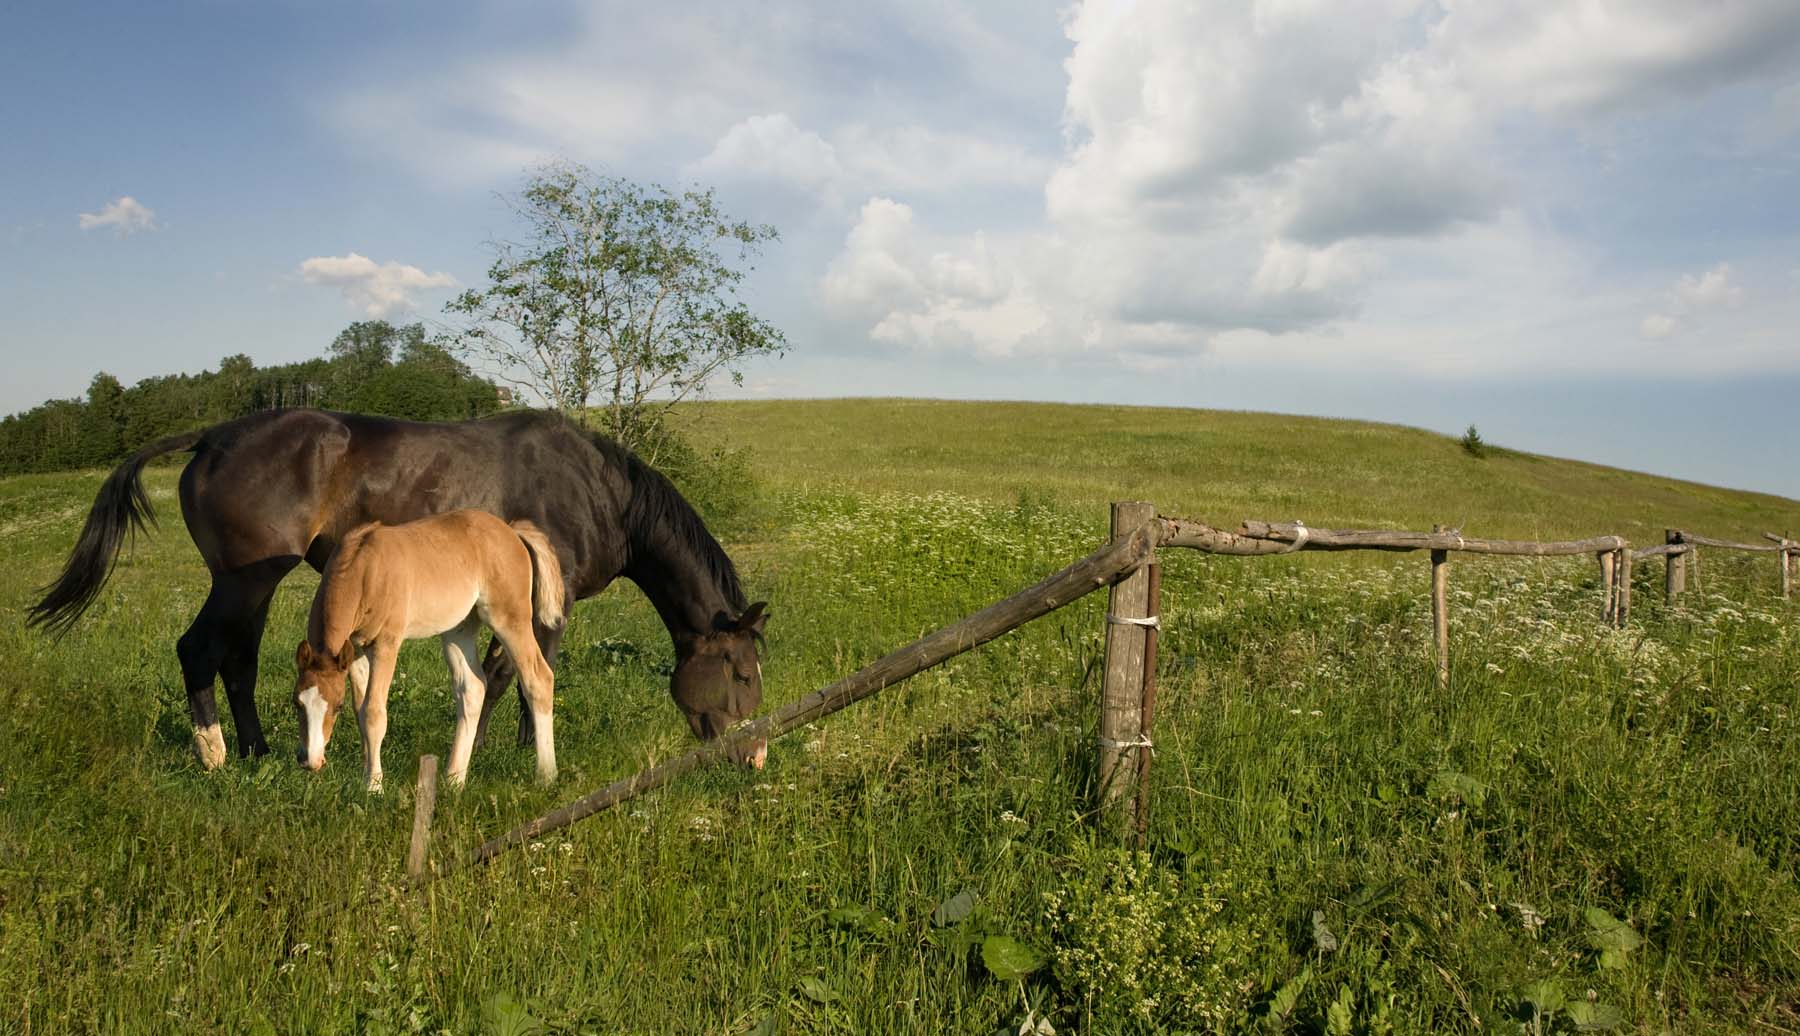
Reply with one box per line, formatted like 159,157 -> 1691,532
1673,262 -> 1745,309
78,196 -> 159,236
299,253 -> 458,317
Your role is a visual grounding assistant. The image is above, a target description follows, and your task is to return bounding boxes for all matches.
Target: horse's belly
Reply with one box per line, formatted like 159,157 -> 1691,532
402,585 -> 481,639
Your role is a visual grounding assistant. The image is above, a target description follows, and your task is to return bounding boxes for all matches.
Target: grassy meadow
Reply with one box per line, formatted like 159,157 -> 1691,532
2,399 -> 1797,1034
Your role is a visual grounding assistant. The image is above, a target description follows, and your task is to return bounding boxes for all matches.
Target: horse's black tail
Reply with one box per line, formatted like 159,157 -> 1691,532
28,429 -> 205,637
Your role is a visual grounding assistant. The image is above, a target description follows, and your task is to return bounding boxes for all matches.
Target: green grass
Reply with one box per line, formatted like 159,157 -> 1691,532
2,399 -> 1797,1034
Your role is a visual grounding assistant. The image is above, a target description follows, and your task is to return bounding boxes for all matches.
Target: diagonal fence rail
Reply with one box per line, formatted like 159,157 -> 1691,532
406,506 -> 1795,880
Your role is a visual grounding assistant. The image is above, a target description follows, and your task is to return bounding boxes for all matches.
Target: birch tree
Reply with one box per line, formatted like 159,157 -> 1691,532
445,162 -> 785,457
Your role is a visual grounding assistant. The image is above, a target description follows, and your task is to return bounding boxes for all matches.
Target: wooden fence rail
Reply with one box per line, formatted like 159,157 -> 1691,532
405,504 -> 1793,881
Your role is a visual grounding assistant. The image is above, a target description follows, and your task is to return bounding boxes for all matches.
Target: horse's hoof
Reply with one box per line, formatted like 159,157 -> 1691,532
192,724 -> 227,770
367,776 -> 385,794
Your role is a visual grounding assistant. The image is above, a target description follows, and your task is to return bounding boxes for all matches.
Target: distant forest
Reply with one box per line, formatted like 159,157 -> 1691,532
0,321 -> 504,476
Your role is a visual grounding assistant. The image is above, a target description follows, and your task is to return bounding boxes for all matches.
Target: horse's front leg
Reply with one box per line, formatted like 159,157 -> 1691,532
441,624 -> 487,788
358,641 -> 399,793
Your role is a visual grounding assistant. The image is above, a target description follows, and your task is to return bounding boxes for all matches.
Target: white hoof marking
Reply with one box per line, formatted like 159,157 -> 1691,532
193,724 -> 227,770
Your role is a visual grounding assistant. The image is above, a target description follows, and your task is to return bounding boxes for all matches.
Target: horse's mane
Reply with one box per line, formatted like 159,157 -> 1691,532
591,431 -> 747,614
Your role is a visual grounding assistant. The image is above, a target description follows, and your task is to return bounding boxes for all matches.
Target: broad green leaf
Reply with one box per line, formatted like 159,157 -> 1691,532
1426,771 -> 1489,807
1520,979 -> 1565,1012
827,904 -> 888,934
797,976 -> 836,1003
1566,1001 -> 1626,1030
981,935 -> 1046,981
1583,907 -> 1643,951
481,992 -> 548,1036
932,888 -> 977,927
1326,985 -> 1355,1036
1267,966 -> 1311,1023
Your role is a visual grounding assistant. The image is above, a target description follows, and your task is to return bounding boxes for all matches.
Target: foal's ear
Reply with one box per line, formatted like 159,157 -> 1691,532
295,641 -> 314,668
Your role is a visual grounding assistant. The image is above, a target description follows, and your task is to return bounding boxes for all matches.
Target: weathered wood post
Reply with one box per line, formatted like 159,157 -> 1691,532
1599,550 -> 1616,623
1615,547 -> 1632,626
1779,535 -> 1791,600
1665,530 -> 1685,603
1099,501 -> 1156,835
1133,563 -> 1162,849
407,755 -> 440,879
1430,525 -> 1450,691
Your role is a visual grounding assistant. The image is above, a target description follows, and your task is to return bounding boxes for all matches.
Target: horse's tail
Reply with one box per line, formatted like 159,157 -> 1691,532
510,520 -> 566,630
28,429 -> 205,637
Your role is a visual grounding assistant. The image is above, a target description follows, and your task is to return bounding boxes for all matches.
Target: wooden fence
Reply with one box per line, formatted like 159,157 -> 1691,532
407,504 -> 1795,880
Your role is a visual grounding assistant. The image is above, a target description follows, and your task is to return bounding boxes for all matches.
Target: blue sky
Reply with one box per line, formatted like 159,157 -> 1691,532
4,1 -> 1799,499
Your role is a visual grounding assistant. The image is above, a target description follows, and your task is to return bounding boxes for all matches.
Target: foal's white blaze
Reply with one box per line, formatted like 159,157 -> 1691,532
192,723 -> 226,770
298,685 -> 327,770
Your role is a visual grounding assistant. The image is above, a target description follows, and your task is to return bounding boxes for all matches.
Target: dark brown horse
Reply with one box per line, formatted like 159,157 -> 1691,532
29,408 -> 769,770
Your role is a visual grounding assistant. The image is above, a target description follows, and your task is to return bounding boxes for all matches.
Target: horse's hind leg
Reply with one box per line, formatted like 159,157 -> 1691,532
178,559 -> 297,768
176,592 -> 231,769
218,558 -> 299,760
471,637 -> 515,751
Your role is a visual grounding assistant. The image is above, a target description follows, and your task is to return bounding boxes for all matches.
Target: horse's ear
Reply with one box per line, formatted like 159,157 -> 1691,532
334,640 -> 355,670
296,641 -> 314,668
738,601 -> 769,636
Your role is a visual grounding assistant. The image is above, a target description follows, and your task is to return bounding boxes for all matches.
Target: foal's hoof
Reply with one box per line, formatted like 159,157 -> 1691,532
192,724 -> 227,771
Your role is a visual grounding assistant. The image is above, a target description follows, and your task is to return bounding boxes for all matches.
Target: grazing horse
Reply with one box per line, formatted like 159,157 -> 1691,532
29,408 -> 770,769
293,510 -> 566,790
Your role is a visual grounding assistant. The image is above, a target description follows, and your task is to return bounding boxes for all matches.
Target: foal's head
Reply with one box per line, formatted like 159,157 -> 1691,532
671,602 -> 770,768
292,640 -> 351,771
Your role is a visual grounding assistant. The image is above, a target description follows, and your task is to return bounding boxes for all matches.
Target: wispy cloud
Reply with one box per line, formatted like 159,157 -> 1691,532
299,253 -> 457,317
77,196 -> 158,236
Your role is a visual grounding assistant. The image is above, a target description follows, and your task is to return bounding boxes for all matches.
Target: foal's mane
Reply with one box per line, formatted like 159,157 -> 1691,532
591,432 -> 747,614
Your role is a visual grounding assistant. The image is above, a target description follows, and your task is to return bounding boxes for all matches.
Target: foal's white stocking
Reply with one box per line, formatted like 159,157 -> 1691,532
359,643 -> 398,793
441,626 -> 486,788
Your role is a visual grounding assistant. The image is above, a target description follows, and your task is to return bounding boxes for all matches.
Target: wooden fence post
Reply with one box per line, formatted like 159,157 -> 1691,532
1099,501 -> 1156,835
1779,539 -> 1791,600
1665,530 -> 1685,603
1615,548 -> 1632,626
1430,525 -> 1449,691
407,755 -> 440,879
1133,563 -> 1162,849
1599,550 -> 1616,623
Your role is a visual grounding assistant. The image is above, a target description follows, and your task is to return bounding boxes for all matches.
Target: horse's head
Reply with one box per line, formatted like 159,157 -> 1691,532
292,640 -> 351,771
671,602 -> 769,768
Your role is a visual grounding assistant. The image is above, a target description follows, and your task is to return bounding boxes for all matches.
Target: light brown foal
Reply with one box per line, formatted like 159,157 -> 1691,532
292,509 -> 564,790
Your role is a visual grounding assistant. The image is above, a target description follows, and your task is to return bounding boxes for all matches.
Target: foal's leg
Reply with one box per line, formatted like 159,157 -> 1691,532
494,638 -> 556,785
440,623 -> 487,788
474,612 -> 566,751
357,640 -> 400,793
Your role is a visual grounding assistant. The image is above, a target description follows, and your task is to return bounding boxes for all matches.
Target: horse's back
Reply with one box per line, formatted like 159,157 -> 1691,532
176,407 -> 628,593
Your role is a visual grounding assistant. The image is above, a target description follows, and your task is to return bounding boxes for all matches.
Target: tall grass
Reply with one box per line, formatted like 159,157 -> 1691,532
2,402 -> 1796,1034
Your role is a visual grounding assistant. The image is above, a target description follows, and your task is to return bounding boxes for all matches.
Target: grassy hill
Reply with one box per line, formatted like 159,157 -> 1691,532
2,400 -> 1796,1035
681,398 -> 1799,542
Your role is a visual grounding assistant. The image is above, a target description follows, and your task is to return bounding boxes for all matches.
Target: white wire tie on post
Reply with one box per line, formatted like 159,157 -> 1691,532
1096,734 -> 1154,750
1106,614 -> 1160,628
1279,521 -> 1310,553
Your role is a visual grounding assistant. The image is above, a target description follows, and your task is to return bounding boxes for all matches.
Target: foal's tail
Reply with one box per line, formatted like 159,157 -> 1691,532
510,521 -> 566,630
28,429 -> 205,637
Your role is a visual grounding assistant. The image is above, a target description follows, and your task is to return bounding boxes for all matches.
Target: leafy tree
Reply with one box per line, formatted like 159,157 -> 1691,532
79,373 -> 125,466
445,161 -> 785,457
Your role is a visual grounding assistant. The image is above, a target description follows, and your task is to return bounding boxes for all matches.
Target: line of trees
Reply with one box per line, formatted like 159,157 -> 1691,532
0,321 -> 503,476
